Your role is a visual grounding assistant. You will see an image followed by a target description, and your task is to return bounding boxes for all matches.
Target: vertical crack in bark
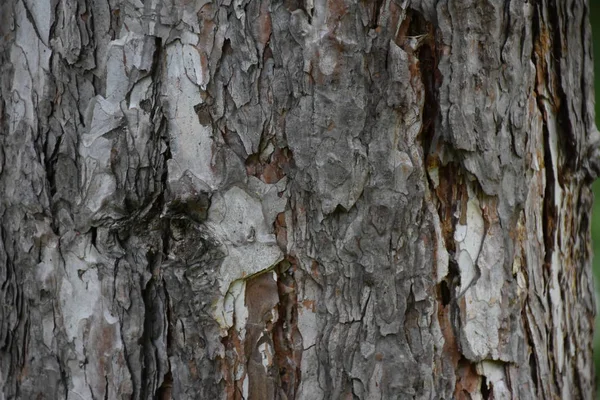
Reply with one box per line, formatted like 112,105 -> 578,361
56,353 -> 69,400
398,8 -> 474,394
156,282 -> 174,400
523,306 -> 540,396
532,1 -> 565,394
135,34 -> 173,398
273,257 -> 302,400
532,7 -> 558,395
146,141 -> 172,400
397,9 -> 474,388
220,221 -> 301,399
546,1 -> 577,172
140,274 -> 158,399
44,132 -> 61,218
480,374 -> 491,399
370,0 -> 385,29
219,133 -> 298,397
427,161 -> 470,383
408,12 -> 441,161
402,9 -> 503,395
398,7 -> 445,247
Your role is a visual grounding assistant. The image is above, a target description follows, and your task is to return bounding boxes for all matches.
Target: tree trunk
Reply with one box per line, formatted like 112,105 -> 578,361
0,0 -> 597,398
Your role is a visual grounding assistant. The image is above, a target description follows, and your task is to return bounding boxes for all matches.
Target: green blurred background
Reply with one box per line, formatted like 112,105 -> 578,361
591,2 -> 600,394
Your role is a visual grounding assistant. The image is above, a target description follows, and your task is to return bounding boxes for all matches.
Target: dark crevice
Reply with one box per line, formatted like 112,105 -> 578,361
90,226 -> 97,248
159,184 -> 171,247
139,276 -> 155,400
532,2 -> 562,394
139,33 -> 170,399
480,375 -> 491,399
398,9 -> 443,154
529,352 -> 539,394
523,306 -> 540,396
404,285 -> 418,357
440,280 -> 451,306
159,126 -> 172,214
402,10 -> 448,316
532,1 -> 557,269
332,204 -> 348,215
447,260 -> 461,301
44,132 -> 62,235
546,1 -> 578,172
157,283 -> 174,400
149,37 -> 163,122
417,40 -> 441,159
44,134 -> 61,200
273,257 -> 302,400
57,355 -> 69,400
48,1 -> 60,43
371,0 -> 385,29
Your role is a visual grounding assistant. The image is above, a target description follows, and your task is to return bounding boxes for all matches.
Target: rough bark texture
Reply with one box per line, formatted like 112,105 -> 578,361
0,0 -> 598,399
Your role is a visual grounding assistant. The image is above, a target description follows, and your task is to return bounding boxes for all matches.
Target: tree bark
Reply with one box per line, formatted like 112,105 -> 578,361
0,0 -> 597,399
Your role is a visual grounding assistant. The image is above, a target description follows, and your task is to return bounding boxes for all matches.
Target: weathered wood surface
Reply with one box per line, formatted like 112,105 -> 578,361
0,0 -> 597,399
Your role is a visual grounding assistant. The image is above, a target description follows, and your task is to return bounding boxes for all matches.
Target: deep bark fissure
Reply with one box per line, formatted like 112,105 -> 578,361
404,6 -> 454,304
532,3 -> 561,394
432,163 -> 462,309
529,0 -> 596,396
480,374 -> 491,399
153,147 -> 172,400
529,350 -> 540,395
523,306 -> 541,396
406,9 -> 440,160
156,282 -> 174,400
371,0 -> 385,29
140,276 -> 158,399
44,133 -> 61,201
138,35 -> 171,396
57,354 -> 69,400
547,0 -> 577,173
273,257 -> 302,400
403,8 -> 497,394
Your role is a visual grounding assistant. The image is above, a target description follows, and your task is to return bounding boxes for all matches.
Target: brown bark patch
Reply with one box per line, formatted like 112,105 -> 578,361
245,272 -> 280,399
245,147 -> 294,184
222,326 -> 246,400
326,0 -> 349,27
273,257 -> 302,399
454,357 -> 482,400
274,212 -> 288,249
220,257 -> 302,400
